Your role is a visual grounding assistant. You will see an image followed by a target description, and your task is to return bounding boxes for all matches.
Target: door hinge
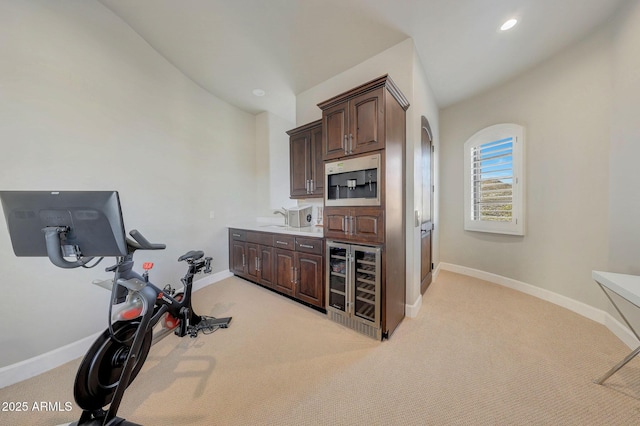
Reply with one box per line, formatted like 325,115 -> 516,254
431,262 -> 434,269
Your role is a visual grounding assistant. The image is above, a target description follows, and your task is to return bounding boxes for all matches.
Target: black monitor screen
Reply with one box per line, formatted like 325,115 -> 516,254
0,191 -> 127,257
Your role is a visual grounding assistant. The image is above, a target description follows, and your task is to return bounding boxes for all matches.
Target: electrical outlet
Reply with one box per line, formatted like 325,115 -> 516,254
209,210 -> 215,220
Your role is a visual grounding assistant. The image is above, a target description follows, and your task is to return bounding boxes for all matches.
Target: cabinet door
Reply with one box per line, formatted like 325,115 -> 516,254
246,243 -> 260,281
349,88 -> 385,155
230,240 -> 247,276
324,207 -> 384,243
259,245 -> 275,288
274,248 -> 295,296
295,252 -> 324,308
420,229 -> 432,294
351,207 -> 385,243
290,131 -> 310,198
309,124 -> 324,196
323,207 -> 350,240
323,101 -> 349,160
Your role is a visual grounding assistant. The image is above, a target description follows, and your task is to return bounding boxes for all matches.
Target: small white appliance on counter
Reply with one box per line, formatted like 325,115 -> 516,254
287,205 -> 313,227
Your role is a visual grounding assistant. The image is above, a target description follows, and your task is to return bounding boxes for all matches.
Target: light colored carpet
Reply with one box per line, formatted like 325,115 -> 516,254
2,270 -> 640,425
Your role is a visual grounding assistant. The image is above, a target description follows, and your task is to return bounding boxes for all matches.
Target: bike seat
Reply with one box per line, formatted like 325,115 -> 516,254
178,250 -> 204,262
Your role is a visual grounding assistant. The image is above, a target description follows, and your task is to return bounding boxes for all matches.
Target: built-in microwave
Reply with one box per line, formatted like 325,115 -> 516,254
325,153 -> 380,207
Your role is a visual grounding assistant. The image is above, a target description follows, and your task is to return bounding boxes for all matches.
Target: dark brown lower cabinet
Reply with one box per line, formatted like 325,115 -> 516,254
229,229 -> 248,276
230,229 -> 324,309
295,252 -> 323,307
274,248 -> 295,296
248,243 -> 275,288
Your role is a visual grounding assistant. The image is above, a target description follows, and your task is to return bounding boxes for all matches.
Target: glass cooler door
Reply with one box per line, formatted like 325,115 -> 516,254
327,242 -> 350,312
352,245 -> 381,324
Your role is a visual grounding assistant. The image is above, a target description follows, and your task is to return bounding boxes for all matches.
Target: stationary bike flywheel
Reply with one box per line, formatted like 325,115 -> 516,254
74,321 -> 152,411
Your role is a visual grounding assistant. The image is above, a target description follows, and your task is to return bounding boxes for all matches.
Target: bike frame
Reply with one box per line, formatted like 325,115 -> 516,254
1,196 -> 232,426
79,240 -> 211,425
98,250 -> 209,423
109,252 -> 205,341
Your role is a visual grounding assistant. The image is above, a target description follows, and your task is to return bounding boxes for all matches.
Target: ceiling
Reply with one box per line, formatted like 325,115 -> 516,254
98,0 -> 626,121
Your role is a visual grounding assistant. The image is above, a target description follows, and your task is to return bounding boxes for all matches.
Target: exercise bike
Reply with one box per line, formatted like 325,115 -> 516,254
71,229 -> 232,426
0,190 -> 232,426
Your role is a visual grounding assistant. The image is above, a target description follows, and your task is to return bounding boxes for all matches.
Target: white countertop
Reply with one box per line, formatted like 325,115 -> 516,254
228,220 -> 324,238
592,270 -> 640,308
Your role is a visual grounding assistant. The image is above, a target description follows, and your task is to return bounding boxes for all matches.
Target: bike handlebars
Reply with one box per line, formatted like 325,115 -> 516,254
127,230 -> 166,251
43,226 -> 94,269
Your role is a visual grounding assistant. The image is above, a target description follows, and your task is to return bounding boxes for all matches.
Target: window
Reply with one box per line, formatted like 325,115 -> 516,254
464,123 -> 525,235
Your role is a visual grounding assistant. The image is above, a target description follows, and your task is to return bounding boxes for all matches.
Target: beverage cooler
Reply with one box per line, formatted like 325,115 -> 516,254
326,240 -> 382,339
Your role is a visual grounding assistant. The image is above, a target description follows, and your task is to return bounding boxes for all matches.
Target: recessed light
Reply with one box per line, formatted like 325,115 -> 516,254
252,88 -> 266,97
500,18 -> 518,31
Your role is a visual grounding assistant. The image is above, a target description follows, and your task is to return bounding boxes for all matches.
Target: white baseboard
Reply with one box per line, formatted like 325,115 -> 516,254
193,269 -> 233,292
0,269 -> 233,389
438,262 -> 639,349
405,265 -> 442,318
0,330 -> 103,390
405,294 -> 422,318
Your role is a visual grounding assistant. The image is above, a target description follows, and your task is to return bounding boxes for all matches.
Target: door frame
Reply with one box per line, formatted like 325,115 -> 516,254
420,116 -> 434,294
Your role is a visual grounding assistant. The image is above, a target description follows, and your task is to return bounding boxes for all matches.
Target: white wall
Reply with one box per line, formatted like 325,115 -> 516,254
255,111 -> 297,218
609,0 -> 640,275
297,39 -> 414,125
256,113 -> 271,215
296,38 -> 440,315
407,47 -> 440,314
267,113 -> 297,212
439,25 -> 613,311
0,0 -> 257,367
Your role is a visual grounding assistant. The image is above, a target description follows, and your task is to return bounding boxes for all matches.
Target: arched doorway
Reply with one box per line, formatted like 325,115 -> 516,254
421,116 -> 434,294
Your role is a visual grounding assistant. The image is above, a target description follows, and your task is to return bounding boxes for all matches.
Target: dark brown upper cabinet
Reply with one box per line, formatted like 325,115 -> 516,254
287,120 -> 323,198
318,75 -> 409,161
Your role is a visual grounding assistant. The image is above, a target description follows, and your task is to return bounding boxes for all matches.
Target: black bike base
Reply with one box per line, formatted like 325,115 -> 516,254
201,316 -> 232,328
186,316 -> 232,337
69,413 -> 142,425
